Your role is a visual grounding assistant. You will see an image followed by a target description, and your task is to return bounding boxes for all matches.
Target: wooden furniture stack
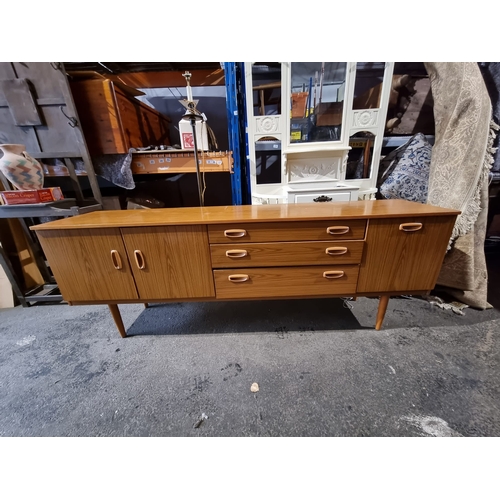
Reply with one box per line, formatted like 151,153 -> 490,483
31,200 -> 460,337
69,77 -> 171,156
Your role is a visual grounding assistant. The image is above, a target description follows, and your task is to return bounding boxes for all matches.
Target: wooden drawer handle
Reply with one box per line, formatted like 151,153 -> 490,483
399,222 -> 423,232
134,250 -> 145,270
110,250 -> 122,270
325,246 -> 348,255
226,249 -> 248,258
326,226 -> 349,235
224,229 -> 247,238
228,274 -> 249,283
323,270 -> 345,279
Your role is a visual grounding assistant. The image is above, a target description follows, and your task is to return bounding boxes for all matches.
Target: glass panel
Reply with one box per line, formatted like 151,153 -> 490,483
346,131 -> 375,179
252,63 -> 281,116
255,137 -> 281,184
352,62 -> 386,110
290,62 -> 347,144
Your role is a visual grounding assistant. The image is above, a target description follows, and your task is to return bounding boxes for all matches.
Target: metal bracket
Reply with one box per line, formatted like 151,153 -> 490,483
59,106 -> 77,127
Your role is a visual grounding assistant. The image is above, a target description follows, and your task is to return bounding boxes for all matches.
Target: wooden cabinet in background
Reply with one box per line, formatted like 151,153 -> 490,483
70,78 -> 171,156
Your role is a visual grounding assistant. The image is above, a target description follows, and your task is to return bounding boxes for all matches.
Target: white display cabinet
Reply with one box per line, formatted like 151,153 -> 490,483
244,62 -> 394,204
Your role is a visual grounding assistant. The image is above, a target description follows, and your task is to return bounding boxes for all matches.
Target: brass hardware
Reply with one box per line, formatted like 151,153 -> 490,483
225,249 -> 248,258
326,226 -> 349,235
325,246 -> 348,255
110,250 -> 122,270
224,229 -> 247,238
323,270 -> 345,279
228,274 -> 249,283
134,250 -> 145,270
399,222 -> 423,232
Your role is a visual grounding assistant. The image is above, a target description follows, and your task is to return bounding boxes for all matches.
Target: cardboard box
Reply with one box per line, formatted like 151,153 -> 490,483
0,187 -> 64,205
315,102 -> 343,126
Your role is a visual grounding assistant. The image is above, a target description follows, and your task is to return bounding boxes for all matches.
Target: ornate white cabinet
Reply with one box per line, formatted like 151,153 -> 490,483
244,62 -> 394,204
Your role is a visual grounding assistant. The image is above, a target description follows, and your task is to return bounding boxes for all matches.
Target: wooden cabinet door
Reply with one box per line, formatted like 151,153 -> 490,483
357,216 -> 457,293
121,225 -> 215,300
36,229 -> 139,302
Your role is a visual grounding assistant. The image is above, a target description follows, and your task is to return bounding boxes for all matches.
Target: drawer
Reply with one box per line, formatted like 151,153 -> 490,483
210,240 -> 364,268
214,265 -> 359,299
208,220 -> 367,243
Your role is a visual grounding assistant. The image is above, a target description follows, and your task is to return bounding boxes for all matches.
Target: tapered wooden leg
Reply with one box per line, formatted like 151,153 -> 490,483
108,304 -> 127,338
144,303 -> 149,309
375,295 -> 390,330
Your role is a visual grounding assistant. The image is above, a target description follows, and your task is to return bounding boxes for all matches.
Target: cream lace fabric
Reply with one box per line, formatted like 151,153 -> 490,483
424,62 -> 499,309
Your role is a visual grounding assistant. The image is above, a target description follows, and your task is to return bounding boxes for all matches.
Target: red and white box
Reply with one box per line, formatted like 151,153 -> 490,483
0,187 -> 64,205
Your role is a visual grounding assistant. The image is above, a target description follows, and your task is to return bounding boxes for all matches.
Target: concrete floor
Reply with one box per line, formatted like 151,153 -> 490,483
0,255 -> 499,437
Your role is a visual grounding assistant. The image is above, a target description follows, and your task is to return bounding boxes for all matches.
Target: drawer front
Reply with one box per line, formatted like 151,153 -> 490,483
210,240 -> 364,268
208,220 -> 367,243
214,265 -> 359,299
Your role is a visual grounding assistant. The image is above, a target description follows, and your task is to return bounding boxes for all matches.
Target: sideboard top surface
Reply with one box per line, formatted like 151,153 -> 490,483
31,200 -> 461,231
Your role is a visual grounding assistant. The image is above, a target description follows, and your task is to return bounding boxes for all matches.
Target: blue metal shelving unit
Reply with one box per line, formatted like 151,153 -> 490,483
223,62 -> 251,205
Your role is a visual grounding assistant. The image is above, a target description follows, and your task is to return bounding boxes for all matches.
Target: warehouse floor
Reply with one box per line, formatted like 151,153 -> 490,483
0,250 -> 497,437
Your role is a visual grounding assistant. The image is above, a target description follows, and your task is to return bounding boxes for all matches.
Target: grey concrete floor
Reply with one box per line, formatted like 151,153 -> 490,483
0,254 -> 499,437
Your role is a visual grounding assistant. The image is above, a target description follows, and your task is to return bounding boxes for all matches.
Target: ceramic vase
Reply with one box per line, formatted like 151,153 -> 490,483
0,144 -> 44,190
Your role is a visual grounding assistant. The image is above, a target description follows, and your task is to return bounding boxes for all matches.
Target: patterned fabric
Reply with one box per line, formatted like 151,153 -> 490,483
378,133 -> 432,203
424,62 -> 497,309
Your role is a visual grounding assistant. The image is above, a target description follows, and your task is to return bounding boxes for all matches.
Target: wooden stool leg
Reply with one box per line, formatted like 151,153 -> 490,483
375,295 -> 390,330
108,304 -> 127,338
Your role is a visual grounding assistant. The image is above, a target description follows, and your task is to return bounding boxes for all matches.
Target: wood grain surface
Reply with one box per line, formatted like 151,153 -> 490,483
31,200 -> 461,231
36,228 -> 139,301
120,225 -> 215,299
357,216 -> 457,292
214,265 -> 359,299
210,240 -> 364,268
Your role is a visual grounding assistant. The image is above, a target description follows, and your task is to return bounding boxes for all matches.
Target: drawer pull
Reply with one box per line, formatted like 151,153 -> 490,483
228,274 -> 249,283
110,250 -> 122,270
323,270 -> 345,279
224,229 -> 247,238
226,249 -> 248,258
326,226 -> 350,235
134,250 -> 146,270
325,246 -> 348,256
399,222 -> 423,232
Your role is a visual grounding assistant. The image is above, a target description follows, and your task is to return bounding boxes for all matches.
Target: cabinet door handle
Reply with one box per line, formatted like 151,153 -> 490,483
110,250 -> 122,270
325,246 -> 348,255
323,270 -> 345,279
228,274 -> 249,283
226,249 -> 248,258
399,222 -> 423,232
134,250 -> 146,270
224,229 -> 247,238
326,226 -> 349,235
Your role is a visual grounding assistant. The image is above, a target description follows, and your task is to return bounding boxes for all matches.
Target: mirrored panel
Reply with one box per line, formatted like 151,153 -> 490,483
290,62 -> 347,144
352,62 -> 386,110
252,63 -> 281,116
255,137 -> 281,184
346,131 -> 376,179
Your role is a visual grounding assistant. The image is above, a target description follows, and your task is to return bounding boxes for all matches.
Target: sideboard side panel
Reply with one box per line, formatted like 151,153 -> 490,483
357,215 -> 457,293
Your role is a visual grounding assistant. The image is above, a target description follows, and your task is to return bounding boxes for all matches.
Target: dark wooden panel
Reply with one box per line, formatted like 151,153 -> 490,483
34,105 -> 83,152
0,79 -> 43,126
12,62 -> 66,100
0,108 -> 40,150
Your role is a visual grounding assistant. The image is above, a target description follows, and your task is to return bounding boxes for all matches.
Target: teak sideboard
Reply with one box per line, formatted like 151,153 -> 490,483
31,200 -> 460,337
